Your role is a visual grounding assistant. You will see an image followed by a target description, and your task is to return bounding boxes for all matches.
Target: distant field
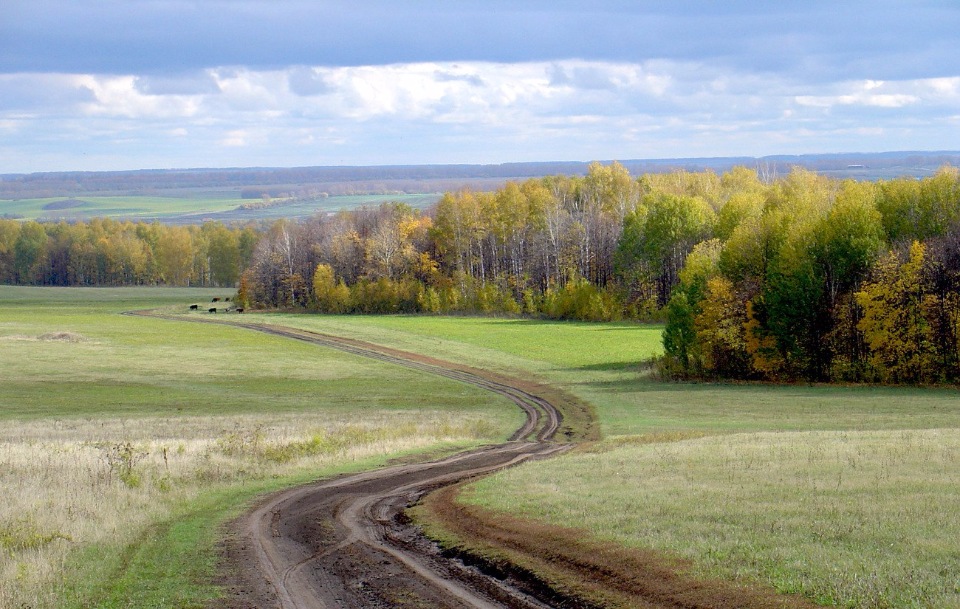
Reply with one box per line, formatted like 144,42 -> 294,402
0,287 -> 516,609
0,193 -> 441,223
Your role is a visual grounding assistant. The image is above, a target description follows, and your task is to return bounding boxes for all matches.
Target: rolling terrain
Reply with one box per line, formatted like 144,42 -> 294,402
3,289 -> 958,607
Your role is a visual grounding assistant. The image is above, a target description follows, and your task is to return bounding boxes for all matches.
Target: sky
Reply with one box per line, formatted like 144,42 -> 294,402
2,1 -> 960,173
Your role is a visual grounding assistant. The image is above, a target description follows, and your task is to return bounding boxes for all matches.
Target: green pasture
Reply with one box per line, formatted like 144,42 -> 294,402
465,430 -> 960,608
2,193 -> 440,223
241,313 -> 960,436
6,290 -> 960,608
0,287 -> 517,423
1,196 -> 244,222
0,286 -> 518,609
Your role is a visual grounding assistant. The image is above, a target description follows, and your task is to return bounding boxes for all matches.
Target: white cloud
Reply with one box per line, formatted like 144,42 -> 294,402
221,129 -> 248,147
2,60 -> 960,172
78,75 -> 203,118
789,78 -> 960,110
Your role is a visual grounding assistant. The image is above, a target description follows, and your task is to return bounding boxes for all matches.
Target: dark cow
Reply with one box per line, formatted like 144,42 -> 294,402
212,297 -> 221,302
235,307 -> 244,313
208,307 -> 217,313
225,297 -> 231,301
189,304 -> 198,310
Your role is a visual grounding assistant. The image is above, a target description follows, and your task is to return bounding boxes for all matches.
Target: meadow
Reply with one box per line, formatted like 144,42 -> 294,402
0,287 -> 517,609
5,294 -> 960,608
242,313 -> 960,608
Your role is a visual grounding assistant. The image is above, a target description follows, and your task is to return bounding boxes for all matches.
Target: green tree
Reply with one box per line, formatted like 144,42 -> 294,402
662,291 -> 697,375
0,219 -> 22,283
815,180 -> 885,306
636,192 -> 715,306
14,221 -> 48,284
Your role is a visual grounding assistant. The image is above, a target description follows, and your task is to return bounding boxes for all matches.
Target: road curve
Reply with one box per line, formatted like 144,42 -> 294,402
132,312 -> 577,608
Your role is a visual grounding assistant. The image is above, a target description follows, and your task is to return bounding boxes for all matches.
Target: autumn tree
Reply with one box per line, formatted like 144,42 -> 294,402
0,219 -> 19,283
857,243 -> 935,383
312,263 -> 350,313
203,222 -> 241,286
156,226 -> 195,285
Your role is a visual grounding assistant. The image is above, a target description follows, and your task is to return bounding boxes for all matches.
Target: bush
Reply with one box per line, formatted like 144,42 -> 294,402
542,277 -> 624,321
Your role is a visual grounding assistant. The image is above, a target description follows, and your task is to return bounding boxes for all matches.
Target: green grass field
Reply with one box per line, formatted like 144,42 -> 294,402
6,293 -> 960,608
238,313 -> 960,436
243,313 -> 960,608
2,193 -> 440,223
0,287 -> 517,609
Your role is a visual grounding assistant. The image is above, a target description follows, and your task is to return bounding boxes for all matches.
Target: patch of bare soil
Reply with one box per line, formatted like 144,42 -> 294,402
420,484 -> 819,609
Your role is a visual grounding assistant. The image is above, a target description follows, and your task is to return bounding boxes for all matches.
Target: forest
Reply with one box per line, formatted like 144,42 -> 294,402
3,162 -> 959,384
0,219 -> 257,288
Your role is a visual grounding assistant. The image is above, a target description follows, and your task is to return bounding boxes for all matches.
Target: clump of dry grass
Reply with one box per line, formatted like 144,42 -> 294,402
0,331 -> 92,345
0,411 -> 497,609
37,331 -> 88,342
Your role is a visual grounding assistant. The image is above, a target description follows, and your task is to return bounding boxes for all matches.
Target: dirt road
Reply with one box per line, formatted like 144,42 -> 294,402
200,322 -> 576,609
140,313 -> 815,609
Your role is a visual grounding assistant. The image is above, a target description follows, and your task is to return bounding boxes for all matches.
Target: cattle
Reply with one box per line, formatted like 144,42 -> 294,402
235,307 -> 244,313
189,304 -> 198,310
225,297 -> 231,301
212,297 -> 221,302
208,307 -> 217,313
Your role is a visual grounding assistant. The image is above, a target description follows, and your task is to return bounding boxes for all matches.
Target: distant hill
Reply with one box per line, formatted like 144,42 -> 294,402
2,151 -> 958,200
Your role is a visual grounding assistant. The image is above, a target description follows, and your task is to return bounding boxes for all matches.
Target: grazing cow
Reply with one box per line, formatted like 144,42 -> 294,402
189,304 -> 198,310
236,307 -> 244,313
212,297 -> 221,302
208,307 -> 217,313
225,297 -> 231,301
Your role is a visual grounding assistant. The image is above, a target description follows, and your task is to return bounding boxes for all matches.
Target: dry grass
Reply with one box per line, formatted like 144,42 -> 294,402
466,429 -> 960,608
0,411 -> 497,609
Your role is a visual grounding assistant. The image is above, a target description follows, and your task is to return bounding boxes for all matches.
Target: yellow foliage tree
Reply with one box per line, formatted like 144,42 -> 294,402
695,276 -> 748,375
312,263 -> 350,313
856,242 -> 934,383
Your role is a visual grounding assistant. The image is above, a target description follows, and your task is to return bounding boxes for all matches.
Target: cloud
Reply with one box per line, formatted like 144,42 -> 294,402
0,73 -> 97,110
2,57 -> 960,173
434,69 -> 485,88
793,77 -> 960,111
3,1 -> 958,84
221,130 -> 248,147
287,66 -> 332,96
77,75 -> 203,119
134,71 -> 221,95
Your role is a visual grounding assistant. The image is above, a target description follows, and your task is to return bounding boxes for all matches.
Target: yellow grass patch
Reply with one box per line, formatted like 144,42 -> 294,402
0,411 -> 495,609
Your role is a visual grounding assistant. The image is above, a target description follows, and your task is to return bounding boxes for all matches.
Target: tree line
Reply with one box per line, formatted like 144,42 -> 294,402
0,218 -> 258,287
238,162 -> 960,384
5,162 -> 960,384
660,167 -> 960,384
